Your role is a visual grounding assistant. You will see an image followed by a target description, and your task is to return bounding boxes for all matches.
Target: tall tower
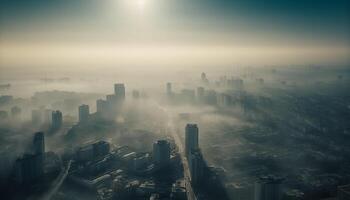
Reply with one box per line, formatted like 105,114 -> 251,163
78,104 -> 90,123
188,149 -> 204,186
114,83 -> 126,100
33,132 -> 45,155
185,124 -> 199,157
51,110 -> 62,130
153,140 -> 171,167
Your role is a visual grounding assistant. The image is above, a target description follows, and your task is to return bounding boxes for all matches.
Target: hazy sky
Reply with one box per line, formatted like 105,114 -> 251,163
0,0 -> 349,75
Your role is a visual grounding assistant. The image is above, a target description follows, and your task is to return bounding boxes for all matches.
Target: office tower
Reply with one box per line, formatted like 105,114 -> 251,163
188,149 -> 204,186
153,140 -> 170,167
254,176 -> 283,200
201,72 -> 209,84
97,99 -> 108,114
114,83 -> 126,100
166,82 -> 172,96
51,110 -> 63,130
205,90 -> 217,105
14,154 -> 44,184
32,109 -> 42,125
197,87 -> 205,102
11,106 -> 21,119
201,72 -> 206,81
185,124 -> 199,157
33,132 -> 45,155
79,104 -> 90,123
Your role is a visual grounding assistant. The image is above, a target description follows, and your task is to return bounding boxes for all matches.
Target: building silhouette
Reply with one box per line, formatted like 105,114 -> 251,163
51,110 -> 62,130
185,124 -> 199,157
114,83 -> 126,101
153,140 -> 170,167
188,149 -> 205,187
33,132 -> 45,155
79,104 -> 90,123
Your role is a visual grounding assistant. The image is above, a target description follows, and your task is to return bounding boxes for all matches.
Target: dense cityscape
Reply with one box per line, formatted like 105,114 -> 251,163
1,66 -> 350,200
1,0 -> 350,199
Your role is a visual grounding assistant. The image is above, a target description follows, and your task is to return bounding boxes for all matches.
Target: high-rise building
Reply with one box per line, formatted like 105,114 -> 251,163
153,140 -> 170,167
51,110 -> 62,130
254,176 -> 283,200
166,82 -> 172,96
114,83 -> 126,100
188,149 -> 205,186
185,124 -> 199,157
14,154 -> 44,184
79,104 -> 90,123
97,99 -> 108,116
33,132 -> 45,155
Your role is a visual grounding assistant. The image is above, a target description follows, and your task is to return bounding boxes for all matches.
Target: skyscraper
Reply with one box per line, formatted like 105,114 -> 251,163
14,154 -> 44,184
51,110 -> 62,130
114,83 -> 126,100
96,99 -> 108,118
33,132 -> 45,155
188,149 -> 205,186
79,104 -> 90,123
185,124 -> 199,157
153,140 -> 171,167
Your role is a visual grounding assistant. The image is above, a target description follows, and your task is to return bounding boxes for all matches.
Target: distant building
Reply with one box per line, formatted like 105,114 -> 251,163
51,110 -> 62,130
114,83 -> 126,100
33,132 -> 45,155
14,154 -> 44,184
153,140 -> 170,167
205,90 -> 217,105
201,72 -> 209,84
76,141 -> 110,162
188,149 -> 205,186
185,124 -> 199,157
96,99 -> 108,117
254,176 -> 283,200
79,104 -> 90,123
